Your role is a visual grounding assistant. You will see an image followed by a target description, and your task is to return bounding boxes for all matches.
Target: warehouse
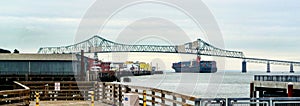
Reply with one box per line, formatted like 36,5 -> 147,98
0,53 -> 89,81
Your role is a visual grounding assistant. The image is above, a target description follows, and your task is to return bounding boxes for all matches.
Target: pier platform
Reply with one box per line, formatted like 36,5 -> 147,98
253,81 -> 300,89
2,80 -> 300,106
29,101 -> 110,106
251,74 -> 300,98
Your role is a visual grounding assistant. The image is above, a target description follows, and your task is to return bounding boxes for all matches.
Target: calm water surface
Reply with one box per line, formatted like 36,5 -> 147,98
123,70 -> 298,98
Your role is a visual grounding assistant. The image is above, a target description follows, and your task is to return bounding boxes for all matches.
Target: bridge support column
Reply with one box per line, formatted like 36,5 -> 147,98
81,50 -> 85,81
242,60 -> 247,73
267,62 -> 270,73
290,64 -> 294,73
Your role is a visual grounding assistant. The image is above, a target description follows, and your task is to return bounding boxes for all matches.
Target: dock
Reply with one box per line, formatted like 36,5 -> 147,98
28,101 -> 109,106
2,80 -> 300,106
0,81 -> 198,106
250,74 -> 300,98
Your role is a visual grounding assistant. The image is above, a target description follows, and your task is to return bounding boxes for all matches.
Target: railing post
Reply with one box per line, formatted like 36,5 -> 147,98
194,98 -> 200,106
112,84 -> 116,105
143,90 -> 147,106
161,91 -> 165,104
173,95 -> 177,106
91,91 -> 94,106
118,84 -> 122,106
95,82 -> 99,101
25,90 -> 30,106
35,92 -> 40,106
182,98 -> 186,104
269,99 -> 273,106
125,85 -> 131,93
102,83 -> 106,101
227,98 -> 232,106
152,91 -> 155,106
44,84 -> 48,98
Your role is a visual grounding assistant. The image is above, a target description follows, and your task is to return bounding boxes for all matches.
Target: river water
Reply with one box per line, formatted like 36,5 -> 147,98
123,70 -> 297,98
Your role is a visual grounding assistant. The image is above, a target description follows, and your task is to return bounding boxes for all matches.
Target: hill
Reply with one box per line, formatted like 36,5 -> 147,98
0,48 -> 11,53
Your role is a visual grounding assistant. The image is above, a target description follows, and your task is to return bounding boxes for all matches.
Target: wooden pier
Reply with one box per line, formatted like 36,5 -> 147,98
3,80 -> 300,105
19,81 -> 95,101
251,75 -> 300,98
97,82 -> 197,106
254,74 -> 300,82
0,81 -> 30,106
1,81 -> 197,106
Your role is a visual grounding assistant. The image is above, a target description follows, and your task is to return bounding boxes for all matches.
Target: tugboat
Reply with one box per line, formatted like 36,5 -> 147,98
172,56 -> 217,73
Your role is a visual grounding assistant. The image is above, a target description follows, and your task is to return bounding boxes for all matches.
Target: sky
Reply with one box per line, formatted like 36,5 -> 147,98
1,0 -> 300,71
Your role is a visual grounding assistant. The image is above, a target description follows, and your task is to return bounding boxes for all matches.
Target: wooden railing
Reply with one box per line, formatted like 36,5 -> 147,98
6,81 -> 300,106
19,81 -> 96,101
17,81 -> 197,105
254,75 -> 300,82
0,81 -> 30,106
97,82 -> 197,106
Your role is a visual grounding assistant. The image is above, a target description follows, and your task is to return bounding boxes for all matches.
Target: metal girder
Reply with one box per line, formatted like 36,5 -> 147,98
37,35 -> 245,58
37,35 -> 300,66
245,58 -> 300,66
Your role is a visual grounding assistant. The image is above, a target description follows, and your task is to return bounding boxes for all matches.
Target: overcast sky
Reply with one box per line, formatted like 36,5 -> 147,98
1,0 -> 300,71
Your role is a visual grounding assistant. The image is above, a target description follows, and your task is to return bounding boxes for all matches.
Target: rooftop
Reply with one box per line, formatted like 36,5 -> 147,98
0,53 -> 79,61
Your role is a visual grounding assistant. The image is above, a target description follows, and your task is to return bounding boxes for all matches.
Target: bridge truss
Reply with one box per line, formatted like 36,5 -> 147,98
38,35 -> 300,66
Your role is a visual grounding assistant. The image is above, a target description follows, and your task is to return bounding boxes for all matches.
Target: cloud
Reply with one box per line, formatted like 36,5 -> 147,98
0,0 -> 96,53
0,0 -> 95,18
0,0 -> 299,70
201,0 -> 300,53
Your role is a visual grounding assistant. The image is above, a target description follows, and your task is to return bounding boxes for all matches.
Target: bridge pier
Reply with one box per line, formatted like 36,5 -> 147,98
242,60 -> 247,73
266,62 -> 270,73
290,64 -> 294,73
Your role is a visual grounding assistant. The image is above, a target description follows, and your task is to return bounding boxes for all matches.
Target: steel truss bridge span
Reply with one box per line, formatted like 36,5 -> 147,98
37,35 -> 300,67
38,35 -> 244,58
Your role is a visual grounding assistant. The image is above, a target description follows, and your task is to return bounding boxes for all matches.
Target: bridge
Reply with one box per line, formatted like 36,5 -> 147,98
38,35 -> 300,73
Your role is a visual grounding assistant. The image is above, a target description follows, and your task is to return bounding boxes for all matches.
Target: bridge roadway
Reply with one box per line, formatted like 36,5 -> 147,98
37,35 -> 300,72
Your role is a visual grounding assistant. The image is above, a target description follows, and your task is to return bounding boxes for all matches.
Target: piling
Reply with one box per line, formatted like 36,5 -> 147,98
290,64 -> 294,73
267,62 -> 270,73
242,60 -> 247,73
288,82 -> 293,97
250,82 -> 254,98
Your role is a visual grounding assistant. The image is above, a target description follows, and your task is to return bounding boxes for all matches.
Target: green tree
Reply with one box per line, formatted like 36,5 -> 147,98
13,49 -> 19,53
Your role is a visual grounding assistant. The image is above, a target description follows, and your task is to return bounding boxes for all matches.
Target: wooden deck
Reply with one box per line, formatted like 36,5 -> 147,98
2,81 -> 198,105
29,101 -> 110,106
253,81 -> 300,89
0,81 -> 30,106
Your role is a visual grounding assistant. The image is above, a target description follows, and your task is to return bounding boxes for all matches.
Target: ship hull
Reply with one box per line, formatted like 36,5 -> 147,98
173,67 -> 217,73
172,61 -> 217,73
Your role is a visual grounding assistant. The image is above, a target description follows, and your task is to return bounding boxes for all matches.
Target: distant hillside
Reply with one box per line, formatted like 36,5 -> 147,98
0,48 -> 11,53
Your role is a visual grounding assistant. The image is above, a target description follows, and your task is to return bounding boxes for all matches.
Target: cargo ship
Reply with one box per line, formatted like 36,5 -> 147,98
172,56 -> 217,73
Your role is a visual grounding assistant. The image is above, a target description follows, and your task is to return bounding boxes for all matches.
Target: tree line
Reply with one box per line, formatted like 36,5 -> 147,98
0,48 -> 19,53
